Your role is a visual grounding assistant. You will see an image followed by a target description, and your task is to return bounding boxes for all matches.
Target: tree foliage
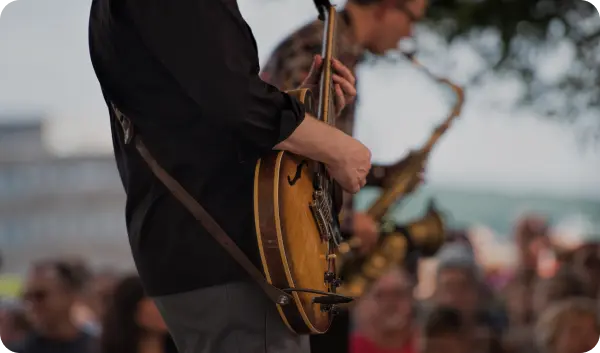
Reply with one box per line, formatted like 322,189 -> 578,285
424,0 -> 600,142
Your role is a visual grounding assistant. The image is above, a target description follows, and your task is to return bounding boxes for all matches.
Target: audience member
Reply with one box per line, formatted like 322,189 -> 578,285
13,260 -> 96,353
531,267 -> 588,318
535,298 -> 599,353
0,299 -> 31,349
100,275 -> 176,353
351,266 -> 417,353
80,269 -> 119,336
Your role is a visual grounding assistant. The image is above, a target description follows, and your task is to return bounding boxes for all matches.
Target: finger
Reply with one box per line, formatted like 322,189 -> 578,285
332,74 -> 357,100
354,177 -> 363,193
358,172 -> 367,188
305,55 -> 323,85
358,166 -> 371,178
335,84 -> 345,113
346,93 -> 356,106
332,74 -> 357,96
360,178 -> 367,188
359,175 -> 366,186
313,54 -> 323,69
341,179 -> 359,194
332,58 -> 356,85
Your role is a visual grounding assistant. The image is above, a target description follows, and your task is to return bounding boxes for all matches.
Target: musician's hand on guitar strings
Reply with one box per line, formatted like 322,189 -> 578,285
300,54 -> 323,88
333,83 -> 346,116
331,58 -> 356,116
300,55 -> 357,117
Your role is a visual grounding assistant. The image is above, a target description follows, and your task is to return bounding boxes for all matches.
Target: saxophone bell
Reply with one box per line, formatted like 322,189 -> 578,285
400,199 -> 445,257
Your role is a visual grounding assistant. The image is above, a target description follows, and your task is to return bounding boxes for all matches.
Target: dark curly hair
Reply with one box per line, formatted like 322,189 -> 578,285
99,275 -> 147,353
100,275 -> 177,353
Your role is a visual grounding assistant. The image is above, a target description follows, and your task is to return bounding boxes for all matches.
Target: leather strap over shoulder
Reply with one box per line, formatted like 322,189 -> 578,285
110,102 -> 291,306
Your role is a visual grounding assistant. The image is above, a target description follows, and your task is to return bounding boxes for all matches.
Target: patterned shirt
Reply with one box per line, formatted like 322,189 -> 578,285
261,10 -> 365,232
261,10 -> 363,136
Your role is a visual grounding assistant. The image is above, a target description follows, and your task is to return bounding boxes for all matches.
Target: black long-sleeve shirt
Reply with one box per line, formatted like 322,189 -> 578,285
88,0 -> 306,296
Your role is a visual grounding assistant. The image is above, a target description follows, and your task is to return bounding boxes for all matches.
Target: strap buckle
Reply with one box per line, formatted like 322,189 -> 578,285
111,102 -> 134,144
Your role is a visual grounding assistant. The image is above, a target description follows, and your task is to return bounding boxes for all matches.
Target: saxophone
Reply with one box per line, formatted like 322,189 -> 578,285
337,54 -> 466,298
366,55 -> 465,222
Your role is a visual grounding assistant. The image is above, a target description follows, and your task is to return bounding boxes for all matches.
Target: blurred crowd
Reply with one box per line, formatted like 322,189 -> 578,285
0,260 -> 176,353
344,214 -> 600,353
0,213 -> 598,353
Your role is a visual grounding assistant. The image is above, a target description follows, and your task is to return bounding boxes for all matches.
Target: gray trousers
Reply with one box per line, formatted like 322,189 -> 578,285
153,281 -> 311,353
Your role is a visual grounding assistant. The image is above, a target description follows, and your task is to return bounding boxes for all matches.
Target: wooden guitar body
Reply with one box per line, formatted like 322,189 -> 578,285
254,89 -> 341,334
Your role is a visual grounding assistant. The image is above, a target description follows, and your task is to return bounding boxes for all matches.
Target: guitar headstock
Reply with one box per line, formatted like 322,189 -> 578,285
313,0 -> 334,20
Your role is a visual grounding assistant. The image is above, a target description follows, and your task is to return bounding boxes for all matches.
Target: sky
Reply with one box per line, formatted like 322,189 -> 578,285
0,0 -> 598,200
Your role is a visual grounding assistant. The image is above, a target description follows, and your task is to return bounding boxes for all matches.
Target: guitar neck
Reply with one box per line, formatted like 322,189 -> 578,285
316,2 -> 337,127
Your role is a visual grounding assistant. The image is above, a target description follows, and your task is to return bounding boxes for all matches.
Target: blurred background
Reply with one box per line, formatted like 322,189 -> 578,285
0,0 -> 598,352
0,0 -> 598,282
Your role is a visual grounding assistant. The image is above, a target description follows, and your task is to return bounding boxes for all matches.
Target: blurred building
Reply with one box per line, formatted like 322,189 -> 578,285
0,118 -> 133,274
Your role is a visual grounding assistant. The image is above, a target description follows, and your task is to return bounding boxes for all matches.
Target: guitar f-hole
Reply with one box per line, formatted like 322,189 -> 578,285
288,160 -> 308,186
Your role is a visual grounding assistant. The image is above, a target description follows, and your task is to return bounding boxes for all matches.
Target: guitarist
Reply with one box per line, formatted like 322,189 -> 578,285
88,0 -> 368,353
261,0 -> 428,352
262,0 -> 428,258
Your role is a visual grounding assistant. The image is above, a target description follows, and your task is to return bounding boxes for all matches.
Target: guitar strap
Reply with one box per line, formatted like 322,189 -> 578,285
110,102 -> 291,306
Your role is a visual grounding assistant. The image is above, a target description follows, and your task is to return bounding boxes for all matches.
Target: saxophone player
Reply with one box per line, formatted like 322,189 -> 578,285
262,0 -> 428,260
